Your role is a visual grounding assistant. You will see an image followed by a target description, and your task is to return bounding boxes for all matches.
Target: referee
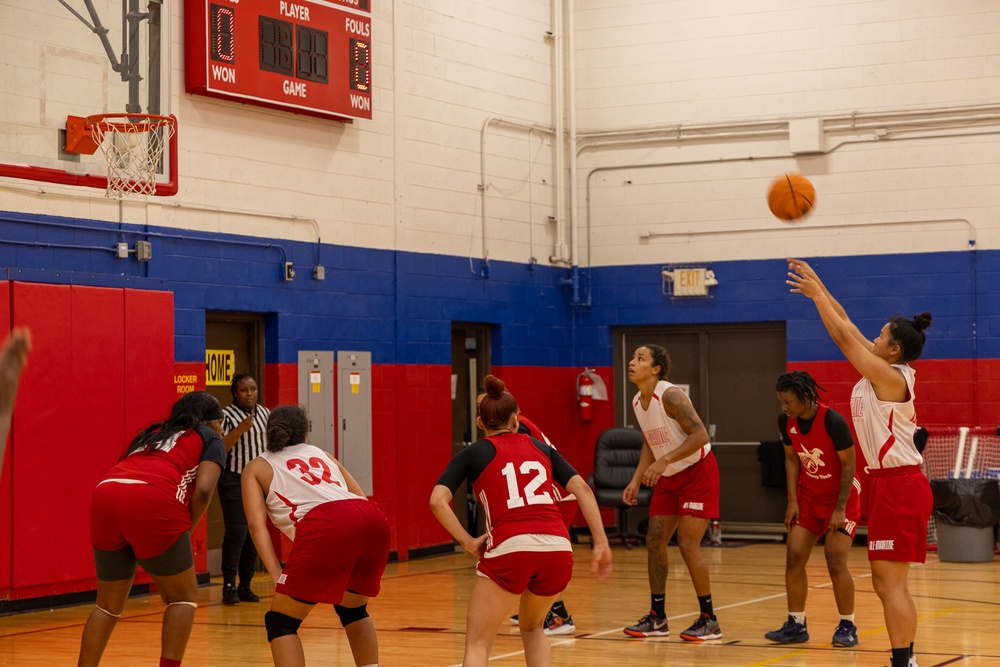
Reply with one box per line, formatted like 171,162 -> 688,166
219,373 -> 270,605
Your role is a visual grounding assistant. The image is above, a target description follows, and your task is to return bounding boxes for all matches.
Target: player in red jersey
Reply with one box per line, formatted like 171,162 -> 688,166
765,370 -> 861,647
241,405 -> 390,667
788,258 -> 932,667
430,374 -> 612,667
78,391 -> 226,667
508,413 -> 579,635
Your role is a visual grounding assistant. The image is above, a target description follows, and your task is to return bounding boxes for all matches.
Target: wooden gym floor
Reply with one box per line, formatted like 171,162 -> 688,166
1,540 -> 997,666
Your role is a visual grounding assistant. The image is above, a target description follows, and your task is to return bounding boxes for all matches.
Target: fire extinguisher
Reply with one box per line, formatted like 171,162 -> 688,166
577,370 -> 594,421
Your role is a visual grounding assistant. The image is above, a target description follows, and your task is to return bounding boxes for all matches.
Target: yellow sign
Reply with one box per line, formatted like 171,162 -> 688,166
205,350 -> 235,386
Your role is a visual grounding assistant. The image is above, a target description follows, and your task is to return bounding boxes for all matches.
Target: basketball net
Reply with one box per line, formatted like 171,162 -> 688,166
89,114 -> 175,198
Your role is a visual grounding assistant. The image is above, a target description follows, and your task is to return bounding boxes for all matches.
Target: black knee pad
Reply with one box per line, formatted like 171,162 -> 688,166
334,603 -> 369,627
264,611 -> 302,642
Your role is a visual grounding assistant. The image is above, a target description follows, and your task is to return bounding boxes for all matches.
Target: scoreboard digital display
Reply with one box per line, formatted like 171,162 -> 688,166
184,0 -> 371,121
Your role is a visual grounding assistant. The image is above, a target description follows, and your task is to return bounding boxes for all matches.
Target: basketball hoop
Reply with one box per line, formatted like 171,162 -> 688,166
66,114 -> 176,198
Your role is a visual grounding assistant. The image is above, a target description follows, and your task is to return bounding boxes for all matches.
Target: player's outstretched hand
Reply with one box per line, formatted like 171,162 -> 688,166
786,258 -> 822,300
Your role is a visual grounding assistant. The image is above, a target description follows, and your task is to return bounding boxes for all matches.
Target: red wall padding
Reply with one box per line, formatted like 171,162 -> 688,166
0,283 -> 11,592
4,283 -> 174,600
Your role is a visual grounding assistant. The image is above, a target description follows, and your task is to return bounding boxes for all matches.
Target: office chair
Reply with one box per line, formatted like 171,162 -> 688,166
589,427 -> 651,549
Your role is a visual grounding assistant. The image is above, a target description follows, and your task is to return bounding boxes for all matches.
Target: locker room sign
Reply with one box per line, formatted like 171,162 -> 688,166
206,349 -> 236,386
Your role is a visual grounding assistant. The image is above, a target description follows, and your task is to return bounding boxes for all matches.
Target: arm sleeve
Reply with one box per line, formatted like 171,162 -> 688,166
777,413 -> 792,446
825,409 -> 855,451
530,438 -> 578,487
435,440 -> 495,492
195,424 -> 227,468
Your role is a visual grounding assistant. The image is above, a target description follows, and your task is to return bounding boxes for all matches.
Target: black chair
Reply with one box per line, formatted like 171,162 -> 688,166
589,427 -> 651,549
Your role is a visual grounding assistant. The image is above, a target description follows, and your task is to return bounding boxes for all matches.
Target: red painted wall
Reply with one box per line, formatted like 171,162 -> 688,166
788,358 -> 999,525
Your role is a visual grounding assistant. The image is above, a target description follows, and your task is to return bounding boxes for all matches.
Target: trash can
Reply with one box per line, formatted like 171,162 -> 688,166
931,478 -> 1000,562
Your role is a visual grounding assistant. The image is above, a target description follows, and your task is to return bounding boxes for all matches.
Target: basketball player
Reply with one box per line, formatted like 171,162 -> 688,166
787,258 -> 933,667
765,370 -> 861,647
0,328 -> 30,460
509,413 -> 578,635
241,405 -> 390,667
430,374 -> 612,667
623,344 -> 722,641
79,391 -> 226,667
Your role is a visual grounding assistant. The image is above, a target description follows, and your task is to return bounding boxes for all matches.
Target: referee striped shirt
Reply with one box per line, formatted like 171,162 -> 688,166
222,403 -> 270,473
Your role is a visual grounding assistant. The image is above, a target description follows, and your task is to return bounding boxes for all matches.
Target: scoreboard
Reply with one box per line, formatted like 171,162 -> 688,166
185,0 -> 372,121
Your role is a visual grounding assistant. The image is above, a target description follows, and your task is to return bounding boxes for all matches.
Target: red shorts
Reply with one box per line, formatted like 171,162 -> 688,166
477,549 -> 573,597
866,466 -> 933,563
90,481 -> 191,559
277,499 -> 390,604
795,486 -> 861,538
649,452 -> 720,518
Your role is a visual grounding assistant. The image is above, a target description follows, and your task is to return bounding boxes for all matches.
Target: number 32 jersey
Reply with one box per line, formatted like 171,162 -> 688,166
437,432 -> 578,556
259,443 -> 358,540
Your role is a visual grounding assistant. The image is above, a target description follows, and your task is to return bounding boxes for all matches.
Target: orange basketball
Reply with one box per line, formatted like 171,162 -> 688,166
767,173 -> 815,221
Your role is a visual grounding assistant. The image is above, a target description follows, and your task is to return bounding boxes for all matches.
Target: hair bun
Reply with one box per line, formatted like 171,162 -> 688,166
483,374 -> 506,397
913,312 -> 933,332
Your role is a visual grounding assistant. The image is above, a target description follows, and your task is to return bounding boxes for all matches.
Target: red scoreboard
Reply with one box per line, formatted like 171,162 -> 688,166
185,0 -> 372,121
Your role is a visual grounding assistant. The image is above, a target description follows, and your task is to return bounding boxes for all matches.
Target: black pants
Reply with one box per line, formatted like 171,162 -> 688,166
217,468 -> 258,586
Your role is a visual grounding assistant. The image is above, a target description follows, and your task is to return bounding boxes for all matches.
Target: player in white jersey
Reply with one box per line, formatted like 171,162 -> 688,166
622,344 -> 722,642
787,258 -> 933,667
242,405 -> 390,667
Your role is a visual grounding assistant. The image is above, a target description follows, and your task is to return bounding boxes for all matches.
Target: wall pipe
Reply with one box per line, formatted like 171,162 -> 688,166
552,0 -> 567,265
479,116 -> 554,276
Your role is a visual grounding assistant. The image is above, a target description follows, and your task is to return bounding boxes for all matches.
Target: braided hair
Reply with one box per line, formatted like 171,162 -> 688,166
639,344 -> 670,380
775,370 -> 826,407
266,405 -> 310,452
122,391 -> 224,459
230,373 -> 254,398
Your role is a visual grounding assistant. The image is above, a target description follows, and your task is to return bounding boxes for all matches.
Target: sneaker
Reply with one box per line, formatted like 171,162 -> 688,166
680,614 -> 723,642
509,614 -> 519,626
764,615 -> 808,643
237,585 -> 259,602
831,620 -> 858,647
543,611 -> 575,636
624,611 -> 669,637
221,583 -> 240,605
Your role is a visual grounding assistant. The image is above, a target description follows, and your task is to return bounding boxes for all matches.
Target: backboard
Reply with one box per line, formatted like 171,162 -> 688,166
0,0 -> 176,195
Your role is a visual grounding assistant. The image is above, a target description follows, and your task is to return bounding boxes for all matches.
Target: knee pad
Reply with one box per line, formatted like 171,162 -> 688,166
264,611 -> 303,642
334,603 -> 369,627
167,601 -> 198,609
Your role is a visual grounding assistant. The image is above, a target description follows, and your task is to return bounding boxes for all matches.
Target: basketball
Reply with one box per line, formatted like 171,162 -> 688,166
767,173 -> 815,221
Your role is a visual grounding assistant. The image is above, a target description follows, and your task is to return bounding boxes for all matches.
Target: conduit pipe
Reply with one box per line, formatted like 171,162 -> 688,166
479,116 -> 553,275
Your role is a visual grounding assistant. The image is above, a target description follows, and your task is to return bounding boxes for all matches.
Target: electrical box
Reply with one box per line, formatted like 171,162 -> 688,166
337,351 -> 373,496
297,351 -> 335,456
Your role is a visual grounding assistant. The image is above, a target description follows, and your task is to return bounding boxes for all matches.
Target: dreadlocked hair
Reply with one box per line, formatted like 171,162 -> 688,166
775,370 -> 826,406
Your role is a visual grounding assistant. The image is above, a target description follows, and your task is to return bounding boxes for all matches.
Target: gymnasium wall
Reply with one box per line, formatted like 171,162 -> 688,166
2,0 -> 1000,603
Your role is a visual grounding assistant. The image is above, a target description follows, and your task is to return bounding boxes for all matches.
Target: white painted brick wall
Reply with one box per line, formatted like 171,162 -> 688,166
2,0 -> 999,263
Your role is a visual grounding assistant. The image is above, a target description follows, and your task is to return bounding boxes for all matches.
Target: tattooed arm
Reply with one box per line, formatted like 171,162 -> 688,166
640,387 -> 711,487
